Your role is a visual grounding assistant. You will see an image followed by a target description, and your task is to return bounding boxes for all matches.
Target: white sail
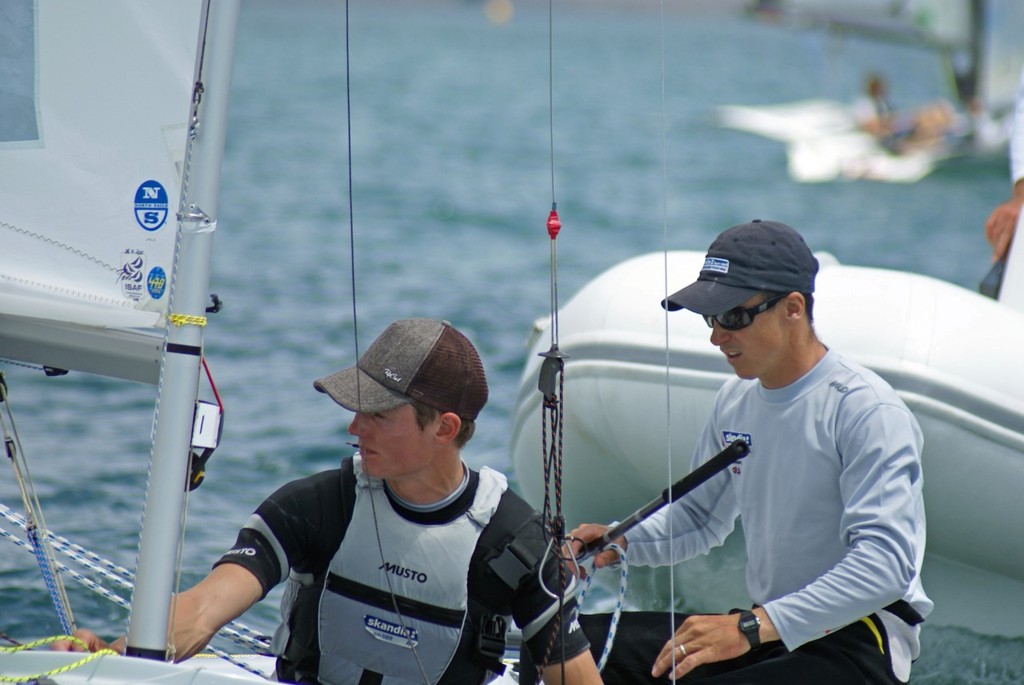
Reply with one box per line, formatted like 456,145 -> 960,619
0,0 -> 201,383
0,1 -> 275,681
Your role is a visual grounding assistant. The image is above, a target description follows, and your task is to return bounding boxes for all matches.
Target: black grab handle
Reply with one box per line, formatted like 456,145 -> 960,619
578,438 -> 750,559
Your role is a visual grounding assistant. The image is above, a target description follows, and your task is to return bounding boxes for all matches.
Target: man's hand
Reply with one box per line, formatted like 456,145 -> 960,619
651,608 -> 777,680
49,564 -> 261,663
51,629 -> 121,654
567,523 -> 625,576
985,199 -> 1021,262
985,180 -> 1024,262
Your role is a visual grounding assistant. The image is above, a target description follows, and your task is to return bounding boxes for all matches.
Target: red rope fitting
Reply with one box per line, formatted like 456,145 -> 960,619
546,209 -> 561,240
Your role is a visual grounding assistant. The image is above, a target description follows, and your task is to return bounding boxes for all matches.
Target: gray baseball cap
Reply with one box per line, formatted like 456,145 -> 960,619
662,219 -> 818,315
314,318 -> 488,420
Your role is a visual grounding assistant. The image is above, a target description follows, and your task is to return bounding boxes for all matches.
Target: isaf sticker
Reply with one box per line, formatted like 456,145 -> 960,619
119,249 -> 146,301
118,251 -> 166,302
134,180 -> 169,231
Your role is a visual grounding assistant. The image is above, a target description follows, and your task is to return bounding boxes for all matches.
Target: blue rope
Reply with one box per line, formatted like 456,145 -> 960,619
27,526 -> 73,635
576,543 -> 628,672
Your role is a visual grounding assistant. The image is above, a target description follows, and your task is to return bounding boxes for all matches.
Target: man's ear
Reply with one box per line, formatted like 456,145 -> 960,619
435,412 -> 462,444
784,292 -> 805,319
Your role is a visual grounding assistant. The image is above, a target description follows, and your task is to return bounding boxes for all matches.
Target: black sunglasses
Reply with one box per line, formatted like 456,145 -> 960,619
703,293 -> 787,331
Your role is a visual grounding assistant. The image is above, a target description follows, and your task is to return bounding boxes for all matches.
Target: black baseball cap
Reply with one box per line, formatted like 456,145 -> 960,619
662,219 -> 818,315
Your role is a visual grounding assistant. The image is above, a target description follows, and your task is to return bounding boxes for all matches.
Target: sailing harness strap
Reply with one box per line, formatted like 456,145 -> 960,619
882,600 -> 925,626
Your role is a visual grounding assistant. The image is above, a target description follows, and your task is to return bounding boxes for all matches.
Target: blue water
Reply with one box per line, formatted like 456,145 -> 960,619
2,1 -> 1021,681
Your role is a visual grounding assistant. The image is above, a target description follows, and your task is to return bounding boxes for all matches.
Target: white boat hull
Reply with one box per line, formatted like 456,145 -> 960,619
0,651 -> 522,683
511,250 -> 1024,638
0,651 -> 272,684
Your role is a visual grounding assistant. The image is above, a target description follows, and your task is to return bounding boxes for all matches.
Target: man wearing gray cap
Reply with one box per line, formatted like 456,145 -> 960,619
61,319 -> 601,684
571,221 -> 931,684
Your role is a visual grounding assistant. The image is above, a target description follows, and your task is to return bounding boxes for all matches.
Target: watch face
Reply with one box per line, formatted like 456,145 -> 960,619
740,612 -> 759,633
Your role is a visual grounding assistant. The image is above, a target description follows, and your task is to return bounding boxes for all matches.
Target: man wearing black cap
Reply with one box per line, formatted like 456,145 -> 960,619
571,221 -> 931,684
61,319 -> 601,684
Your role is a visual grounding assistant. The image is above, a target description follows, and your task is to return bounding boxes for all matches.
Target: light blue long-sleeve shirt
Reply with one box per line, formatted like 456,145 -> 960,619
626,350 -> 932,657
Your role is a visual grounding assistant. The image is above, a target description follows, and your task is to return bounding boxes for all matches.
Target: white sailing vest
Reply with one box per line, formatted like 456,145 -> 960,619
317,457 -> 507,684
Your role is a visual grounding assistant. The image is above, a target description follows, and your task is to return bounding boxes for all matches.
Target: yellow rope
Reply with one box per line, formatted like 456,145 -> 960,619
169,313 -> 207,327
0,636 -> 119,683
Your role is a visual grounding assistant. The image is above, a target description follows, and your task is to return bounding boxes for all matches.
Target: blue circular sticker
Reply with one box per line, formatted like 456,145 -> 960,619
147,266 -> 167,299
134,180 -> 169,231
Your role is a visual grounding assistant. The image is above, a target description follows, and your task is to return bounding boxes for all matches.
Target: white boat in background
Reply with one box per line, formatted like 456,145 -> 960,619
716,98 -> 967,183
717,0 -> 1024,183
510,216 -> 1024,638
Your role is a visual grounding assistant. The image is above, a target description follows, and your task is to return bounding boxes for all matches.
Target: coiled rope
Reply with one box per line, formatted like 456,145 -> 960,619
0,635 -> 118,683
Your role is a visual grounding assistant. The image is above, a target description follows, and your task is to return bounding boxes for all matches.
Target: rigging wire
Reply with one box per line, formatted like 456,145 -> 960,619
533,0 -> 574,680
545,0 -> 677,673
656,0 -> 683,672
0,372 -> 76,635
340,3 -> 428,682
344,0 -> 361,382
0,504 -> 272,674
